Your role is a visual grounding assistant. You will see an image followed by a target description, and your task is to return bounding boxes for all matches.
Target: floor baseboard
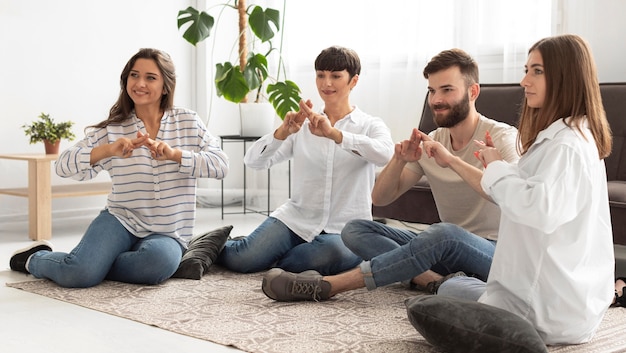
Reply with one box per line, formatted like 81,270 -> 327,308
0,206 -> 102,224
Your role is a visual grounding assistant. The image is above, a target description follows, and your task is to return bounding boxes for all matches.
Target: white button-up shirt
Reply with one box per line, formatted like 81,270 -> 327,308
244,106 -> 394,242
479,118 -> 614,344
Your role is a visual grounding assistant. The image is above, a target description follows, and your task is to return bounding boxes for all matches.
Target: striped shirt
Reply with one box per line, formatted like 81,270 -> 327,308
55,107 -> 229,247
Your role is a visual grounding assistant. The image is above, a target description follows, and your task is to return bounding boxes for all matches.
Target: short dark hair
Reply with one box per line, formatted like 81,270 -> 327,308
314,46 -> 361,80
423,48 -> 479,87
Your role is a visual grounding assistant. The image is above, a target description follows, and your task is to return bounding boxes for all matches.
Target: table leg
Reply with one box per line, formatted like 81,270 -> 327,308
27,159 -> 52,240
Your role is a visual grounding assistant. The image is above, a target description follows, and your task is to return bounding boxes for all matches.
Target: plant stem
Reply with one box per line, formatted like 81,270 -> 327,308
238,0 -> 248,103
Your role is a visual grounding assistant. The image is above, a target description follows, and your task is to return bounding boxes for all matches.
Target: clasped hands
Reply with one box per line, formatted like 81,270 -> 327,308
111,131 -> 176,161
395,128 -> 503,168
276,99 -> 338,141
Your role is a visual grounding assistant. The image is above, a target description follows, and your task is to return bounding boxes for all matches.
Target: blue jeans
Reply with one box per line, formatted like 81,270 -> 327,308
341,220 -> 495,290
28,209 -> 184,288
217,217 -> 362,275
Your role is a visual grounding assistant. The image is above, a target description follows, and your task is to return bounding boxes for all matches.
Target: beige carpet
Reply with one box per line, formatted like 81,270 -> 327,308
6,266 -> 626,353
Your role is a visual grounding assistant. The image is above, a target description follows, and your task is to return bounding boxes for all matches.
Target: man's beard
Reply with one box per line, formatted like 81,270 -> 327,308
430,93 -> 470,128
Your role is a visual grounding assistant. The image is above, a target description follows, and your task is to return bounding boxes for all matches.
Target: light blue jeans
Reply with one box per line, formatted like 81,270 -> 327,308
28,209 -> 184,288
217,217 -> 362,275
341,220 -> 496,290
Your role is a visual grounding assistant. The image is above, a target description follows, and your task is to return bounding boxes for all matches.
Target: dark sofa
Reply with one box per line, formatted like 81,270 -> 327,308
372,83 -> 626,250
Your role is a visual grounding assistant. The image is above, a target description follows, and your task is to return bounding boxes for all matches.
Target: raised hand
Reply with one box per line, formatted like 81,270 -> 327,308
421,130 -> 458,168
275,99 -> 312,140
137,131 -> 178,161
394,128 -> 423,163
299,100 -> 335,138
108,131 -> 151,158
473,130 -> 502,167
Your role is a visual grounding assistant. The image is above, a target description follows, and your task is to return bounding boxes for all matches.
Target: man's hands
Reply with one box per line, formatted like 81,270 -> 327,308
394,128 -> 424,163
420,130 -> 500,169
421,131 -> 455,168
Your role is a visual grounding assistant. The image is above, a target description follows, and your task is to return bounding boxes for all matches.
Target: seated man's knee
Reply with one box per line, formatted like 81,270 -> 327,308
341,219 -> 371,247
426,222 -> 467,241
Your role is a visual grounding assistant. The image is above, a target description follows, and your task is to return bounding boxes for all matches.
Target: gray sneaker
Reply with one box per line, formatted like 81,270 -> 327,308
262,268 -> 331,302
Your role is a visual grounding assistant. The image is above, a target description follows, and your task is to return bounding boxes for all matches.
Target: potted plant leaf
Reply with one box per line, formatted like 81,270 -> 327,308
177,0 -> 301,136
22,112 -> 76,154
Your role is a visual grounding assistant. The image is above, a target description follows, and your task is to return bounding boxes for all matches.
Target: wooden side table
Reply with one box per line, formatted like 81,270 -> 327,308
0,154 -> 111,241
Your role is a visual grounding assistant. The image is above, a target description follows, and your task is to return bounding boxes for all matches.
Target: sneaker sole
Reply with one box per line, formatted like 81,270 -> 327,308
10,240 -> 53,257
262,268 -> 285,300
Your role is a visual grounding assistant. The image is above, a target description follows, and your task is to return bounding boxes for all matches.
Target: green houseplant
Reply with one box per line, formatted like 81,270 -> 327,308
22,112 -> 76,154
177,0 -> 301,120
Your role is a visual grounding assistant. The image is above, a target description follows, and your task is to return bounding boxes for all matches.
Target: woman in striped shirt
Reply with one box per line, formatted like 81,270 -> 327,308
9,48 -> 229,288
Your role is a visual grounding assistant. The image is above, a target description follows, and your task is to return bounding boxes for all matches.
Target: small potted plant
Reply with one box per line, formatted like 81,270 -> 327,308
22,112 -> 76,154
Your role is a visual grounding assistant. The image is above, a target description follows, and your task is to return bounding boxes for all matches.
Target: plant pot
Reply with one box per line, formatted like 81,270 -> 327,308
44,140 -> 60,154
239,103 -> 277,137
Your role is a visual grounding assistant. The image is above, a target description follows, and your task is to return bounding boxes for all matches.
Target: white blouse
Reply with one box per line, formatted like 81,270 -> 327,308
479,118 -> 614,344
244,106 -> 394,242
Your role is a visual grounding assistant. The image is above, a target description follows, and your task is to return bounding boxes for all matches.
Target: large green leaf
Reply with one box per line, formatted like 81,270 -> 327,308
177,7 -> 214,46
215,63 -> 250,103
267,80 -> 302,119
243,53 -> 269,91
248,6 -> 280,43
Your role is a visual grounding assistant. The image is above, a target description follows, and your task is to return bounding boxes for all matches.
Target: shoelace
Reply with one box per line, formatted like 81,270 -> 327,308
291,281 -> 322,301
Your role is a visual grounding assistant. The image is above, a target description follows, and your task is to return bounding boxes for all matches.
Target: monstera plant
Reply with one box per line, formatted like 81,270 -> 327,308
177,0 -> 301,120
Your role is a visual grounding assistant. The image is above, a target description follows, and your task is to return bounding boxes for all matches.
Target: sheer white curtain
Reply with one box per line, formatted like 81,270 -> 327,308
202,0 -> 552,140
275,0 -> 552,141
197,0 -> 552,197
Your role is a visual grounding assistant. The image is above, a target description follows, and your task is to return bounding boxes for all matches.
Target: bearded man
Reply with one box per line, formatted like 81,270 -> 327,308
261,48 -> 521,302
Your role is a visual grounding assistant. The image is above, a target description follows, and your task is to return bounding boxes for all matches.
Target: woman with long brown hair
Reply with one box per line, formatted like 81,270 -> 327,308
437,34 -> 614,345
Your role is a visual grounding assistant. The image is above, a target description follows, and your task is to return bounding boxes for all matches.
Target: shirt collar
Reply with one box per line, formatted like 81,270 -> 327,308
533,116 -> 588,145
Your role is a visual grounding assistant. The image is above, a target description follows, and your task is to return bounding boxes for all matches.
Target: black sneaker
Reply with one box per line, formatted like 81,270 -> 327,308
262,268 -> 331,302
9,240 -> 53,274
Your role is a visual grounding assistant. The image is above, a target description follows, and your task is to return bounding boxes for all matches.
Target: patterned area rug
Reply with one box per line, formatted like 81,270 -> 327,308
6,266 -> 626,353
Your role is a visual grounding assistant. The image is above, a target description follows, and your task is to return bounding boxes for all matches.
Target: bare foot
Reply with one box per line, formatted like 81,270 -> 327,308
613,278 -> 626,305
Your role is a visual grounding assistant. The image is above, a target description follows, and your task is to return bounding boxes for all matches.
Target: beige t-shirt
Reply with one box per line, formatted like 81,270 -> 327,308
405,115 -> 519,240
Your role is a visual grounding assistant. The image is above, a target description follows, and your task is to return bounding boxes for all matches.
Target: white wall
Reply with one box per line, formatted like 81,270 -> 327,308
0,0 -> 193,219
556,0 -> 626,83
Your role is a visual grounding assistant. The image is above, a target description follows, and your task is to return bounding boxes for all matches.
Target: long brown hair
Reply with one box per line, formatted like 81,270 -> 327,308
517,34 -> 612,159
90,48 -> 176,129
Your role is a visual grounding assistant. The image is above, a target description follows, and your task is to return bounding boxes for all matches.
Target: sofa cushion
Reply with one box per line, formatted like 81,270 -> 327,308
405,295 -> 548,353
608,181 -> 626,206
